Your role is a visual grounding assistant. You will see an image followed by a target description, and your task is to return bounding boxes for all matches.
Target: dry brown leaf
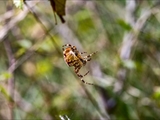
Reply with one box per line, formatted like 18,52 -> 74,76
49,0 -> 66,24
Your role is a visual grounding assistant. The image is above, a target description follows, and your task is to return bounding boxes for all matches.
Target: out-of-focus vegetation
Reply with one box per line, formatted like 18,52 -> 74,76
0,0 -> 160,120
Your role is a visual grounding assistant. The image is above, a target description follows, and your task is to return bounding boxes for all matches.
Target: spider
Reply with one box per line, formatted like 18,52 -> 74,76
62,44 -> 97,85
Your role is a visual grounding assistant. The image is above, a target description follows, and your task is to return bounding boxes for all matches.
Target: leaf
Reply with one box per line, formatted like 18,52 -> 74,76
13,0 -> 24,9
0,85 -> 10,101
122,60 -> 136,69
0,72 -> 12,81
49,0 -> 66,23
153,87 -> 160,100
117,19 -> 132,31
17,39 -> 32,49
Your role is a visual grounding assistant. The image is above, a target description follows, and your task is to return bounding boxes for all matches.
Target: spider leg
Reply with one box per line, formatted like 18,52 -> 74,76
80,52 -> 87,55
80,78 -> 94,85
62,44 -> 72,47
76,70 -> 89,77
62,44 -> 79,54
62,44 -> 72,51
75,67 -> 93,85
85,51 -> 97,58
74,65 -> 80,72
77,71 -> 94,85
74,64 -> 88,76
86,58 -> 91,62
83,71 -> 89,76
77,73 -> 94,85
84,51 -> 97,60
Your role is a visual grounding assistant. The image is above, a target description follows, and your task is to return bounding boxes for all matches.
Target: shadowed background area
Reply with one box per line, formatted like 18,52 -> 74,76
0,0 -> 160,120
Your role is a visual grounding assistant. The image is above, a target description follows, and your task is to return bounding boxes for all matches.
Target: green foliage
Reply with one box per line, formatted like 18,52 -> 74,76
117,19 -> 132,31
0,85 -> 10,101
13,0 -> 24,9
0,72 -> 12,81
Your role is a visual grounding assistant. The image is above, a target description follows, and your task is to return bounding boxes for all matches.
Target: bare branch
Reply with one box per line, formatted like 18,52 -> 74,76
114,0 -> 137,93
0,10 -> 14,23
0,8 -> 29,42
24,1 -> 61,54
0,2 -> 39,42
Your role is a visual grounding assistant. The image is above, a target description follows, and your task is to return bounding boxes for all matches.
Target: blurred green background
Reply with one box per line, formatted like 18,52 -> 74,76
0,0 -> 160,120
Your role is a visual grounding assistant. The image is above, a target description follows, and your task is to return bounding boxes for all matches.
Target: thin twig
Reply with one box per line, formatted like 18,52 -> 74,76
24,1 -> 61,54
0,10 -> 14,23
3,38 -> 15,120
0,2 -> 38,42
114,0 -> 137,94
3,2 -> 16,119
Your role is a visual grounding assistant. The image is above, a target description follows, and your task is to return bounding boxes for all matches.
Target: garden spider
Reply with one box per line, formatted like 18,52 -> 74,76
62,44 -> 97,85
